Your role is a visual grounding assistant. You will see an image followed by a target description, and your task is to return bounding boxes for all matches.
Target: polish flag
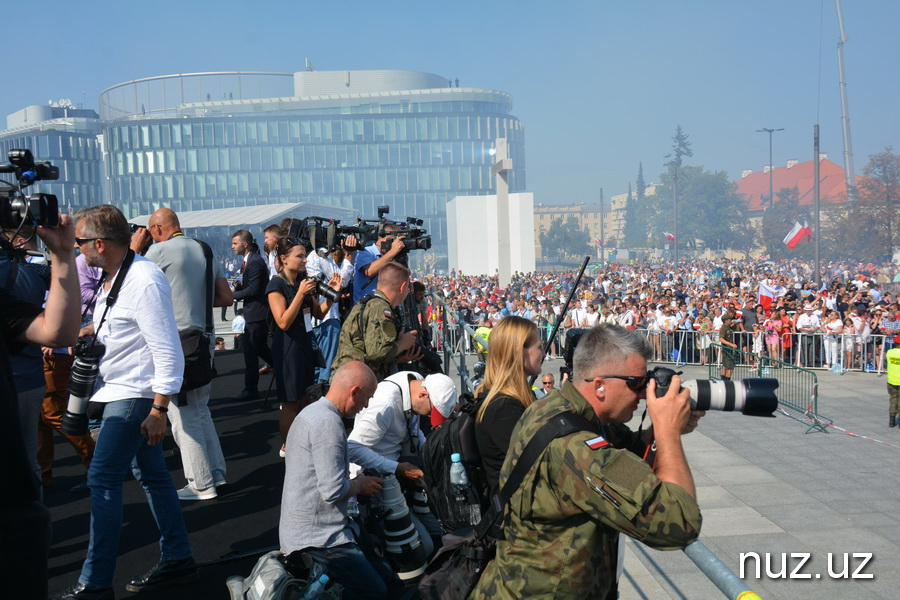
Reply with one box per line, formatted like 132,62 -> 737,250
594,238 -> 603,247
783,221 -> 812,249
663,231 -> 675,241
757,279 -> 784,312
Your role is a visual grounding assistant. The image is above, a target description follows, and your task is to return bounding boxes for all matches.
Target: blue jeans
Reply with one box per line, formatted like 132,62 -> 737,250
314,319 -> 342,383
80,398 -> 192,588
304,543 -> 391,600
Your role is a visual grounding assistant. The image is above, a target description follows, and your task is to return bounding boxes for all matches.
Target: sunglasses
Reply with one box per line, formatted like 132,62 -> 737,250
75,237 -> 110,246
542,381 -> 554,386
584,373 -> 652,392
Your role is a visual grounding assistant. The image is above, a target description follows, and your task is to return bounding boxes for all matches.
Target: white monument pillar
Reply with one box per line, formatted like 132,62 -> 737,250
491,138 -> 513,288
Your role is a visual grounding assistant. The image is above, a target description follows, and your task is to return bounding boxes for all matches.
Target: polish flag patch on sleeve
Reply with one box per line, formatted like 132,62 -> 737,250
384,309 -> 393,317
585,435 -> 609,450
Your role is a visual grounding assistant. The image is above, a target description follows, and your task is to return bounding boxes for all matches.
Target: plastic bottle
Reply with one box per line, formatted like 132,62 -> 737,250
450,453 -> 478,525
449,453 -> 469,485
303,573 -> 330,600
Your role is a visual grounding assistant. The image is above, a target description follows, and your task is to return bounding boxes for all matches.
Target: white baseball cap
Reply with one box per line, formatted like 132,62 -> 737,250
423,374 -> 458,418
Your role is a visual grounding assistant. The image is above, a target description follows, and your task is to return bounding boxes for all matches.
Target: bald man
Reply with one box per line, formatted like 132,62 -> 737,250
145,208 -> 234,500
280,361 -> 391,599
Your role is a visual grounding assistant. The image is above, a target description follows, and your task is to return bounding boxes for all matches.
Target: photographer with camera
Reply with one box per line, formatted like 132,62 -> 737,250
306,234 -> 358,384
266,237 -> 342,447
144,208 -> 233,501
332,261 -> 421,382
1,212 -> 81,600
471,324 -> 703,600
53,205 -> 196,600
352,223 -> 406,303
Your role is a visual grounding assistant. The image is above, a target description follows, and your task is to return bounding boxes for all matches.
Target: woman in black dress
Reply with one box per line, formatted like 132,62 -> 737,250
266,238 -> 341,445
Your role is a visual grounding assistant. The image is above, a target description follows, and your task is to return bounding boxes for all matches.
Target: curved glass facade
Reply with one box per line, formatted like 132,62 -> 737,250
101,70 -> 526,260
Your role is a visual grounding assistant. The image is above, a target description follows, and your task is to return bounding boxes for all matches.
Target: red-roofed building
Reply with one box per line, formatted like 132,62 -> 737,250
738,154 -> 860,214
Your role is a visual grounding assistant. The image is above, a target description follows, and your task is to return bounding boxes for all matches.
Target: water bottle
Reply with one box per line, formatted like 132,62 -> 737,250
303,573 -> 329,600
450,453 -> 478,525
449,453 -> 469,486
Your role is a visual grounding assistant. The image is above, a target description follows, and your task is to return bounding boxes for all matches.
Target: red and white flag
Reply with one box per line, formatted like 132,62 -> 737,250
663,231 -> 675,241
594,238 -> 603,247
757,279 -> 784,312
783,221 -> 812,249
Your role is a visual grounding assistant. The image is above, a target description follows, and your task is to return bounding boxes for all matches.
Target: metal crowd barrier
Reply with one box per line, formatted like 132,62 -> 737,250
426,294 -> 762,599
706,342 -> 826,434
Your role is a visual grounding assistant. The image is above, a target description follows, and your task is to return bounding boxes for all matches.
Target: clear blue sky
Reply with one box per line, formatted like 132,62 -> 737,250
9,0 -> 897,206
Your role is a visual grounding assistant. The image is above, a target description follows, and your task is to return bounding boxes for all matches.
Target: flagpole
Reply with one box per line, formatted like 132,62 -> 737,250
814,124 -> 821,288
599,187 -> 605,264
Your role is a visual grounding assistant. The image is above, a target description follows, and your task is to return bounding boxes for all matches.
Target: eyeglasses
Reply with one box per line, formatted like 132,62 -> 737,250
542,381 -> 554,386
584,373 -> 652,392
75,237 -> 110,246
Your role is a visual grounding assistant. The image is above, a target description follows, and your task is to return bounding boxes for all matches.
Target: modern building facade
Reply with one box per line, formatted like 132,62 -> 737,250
0,103 -> 105,211
97,69 -> 526,262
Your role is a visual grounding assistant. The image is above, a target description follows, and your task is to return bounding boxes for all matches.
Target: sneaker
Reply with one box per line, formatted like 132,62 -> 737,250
279,445 -> 286,458
177,484 -> 217,501
70,478 -> 90,494
213,469 -> 227,488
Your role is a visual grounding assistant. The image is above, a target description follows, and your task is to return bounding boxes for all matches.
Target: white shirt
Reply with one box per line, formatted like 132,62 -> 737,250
347,371 -> 426,476
91,254 -> 183,403
267,249 -> 278,278
306,250 -> 353,321
795,313 -> 820,333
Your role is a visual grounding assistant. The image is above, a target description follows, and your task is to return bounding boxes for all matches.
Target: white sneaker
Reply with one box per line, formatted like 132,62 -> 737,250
212,470 -> 227,488
279,445 -> 286,458
177,484 -> 218,501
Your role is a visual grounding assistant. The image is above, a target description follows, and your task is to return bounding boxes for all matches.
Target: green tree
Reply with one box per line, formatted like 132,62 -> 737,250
636,162 -> 646,202
854,147 -> 900,260
539,215 -> 590,259
623,181 -> 643,248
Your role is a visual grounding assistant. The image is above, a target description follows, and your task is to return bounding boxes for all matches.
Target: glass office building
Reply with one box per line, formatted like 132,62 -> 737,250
98,70 -> 526,261
0,105 -> 105,211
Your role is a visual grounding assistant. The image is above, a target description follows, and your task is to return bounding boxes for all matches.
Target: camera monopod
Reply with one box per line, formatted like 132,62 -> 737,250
528,255 -> 591,388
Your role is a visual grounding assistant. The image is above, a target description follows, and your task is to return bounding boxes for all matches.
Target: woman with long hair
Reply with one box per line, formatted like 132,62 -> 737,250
474,316 -> 545,498
266,238 -> 341,446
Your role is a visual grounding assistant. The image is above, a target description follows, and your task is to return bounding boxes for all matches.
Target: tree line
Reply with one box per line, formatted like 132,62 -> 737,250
539,128 -> 898,262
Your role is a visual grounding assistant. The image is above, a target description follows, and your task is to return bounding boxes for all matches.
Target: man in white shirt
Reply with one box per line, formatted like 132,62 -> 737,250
307,237 -> 357,383
55,206 -> 195,599
347,371 -> 458,556
795,304 -> 821,368
263,224 -> 281,278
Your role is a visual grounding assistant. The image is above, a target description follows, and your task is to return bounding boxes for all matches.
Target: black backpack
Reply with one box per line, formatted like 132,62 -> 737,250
421,394 -> 489,532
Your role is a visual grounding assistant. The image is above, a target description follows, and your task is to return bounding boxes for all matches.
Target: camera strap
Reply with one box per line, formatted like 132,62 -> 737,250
91,248 -> 136,342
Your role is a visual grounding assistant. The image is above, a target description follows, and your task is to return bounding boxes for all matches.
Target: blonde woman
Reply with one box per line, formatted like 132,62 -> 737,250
474,316 -> 545,497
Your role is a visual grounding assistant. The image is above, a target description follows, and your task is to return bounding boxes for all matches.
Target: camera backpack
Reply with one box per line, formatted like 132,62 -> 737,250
421,393 -> 489,532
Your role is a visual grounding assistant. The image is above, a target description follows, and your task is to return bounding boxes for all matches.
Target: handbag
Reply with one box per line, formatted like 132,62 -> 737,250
180,239 -> 216,393
418,412 -> 598,600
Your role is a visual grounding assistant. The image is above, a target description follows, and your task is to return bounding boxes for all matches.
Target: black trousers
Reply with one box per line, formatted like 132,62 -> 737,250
242,320 -> 274,392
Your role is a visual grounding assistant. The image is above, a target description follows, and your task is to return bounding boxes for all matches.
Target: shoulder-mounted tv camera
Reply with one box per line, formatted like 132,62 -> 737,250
0,149 -> 60,231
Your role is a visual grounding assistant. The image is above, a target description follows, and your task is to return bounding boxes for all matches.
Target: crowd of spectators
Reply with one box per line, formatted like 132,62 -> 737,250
416,258 -> 900,372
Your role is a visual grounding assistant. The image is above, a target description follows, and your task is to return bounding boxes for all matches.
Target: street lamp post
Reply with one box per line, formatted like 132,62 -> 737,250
756,128 -> 784,209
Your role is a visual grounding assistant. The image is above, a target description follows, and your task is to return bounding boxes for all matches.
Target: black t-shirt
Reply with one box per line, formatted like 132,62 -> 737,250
0,287 -> 44,508
474,394 -> 527,499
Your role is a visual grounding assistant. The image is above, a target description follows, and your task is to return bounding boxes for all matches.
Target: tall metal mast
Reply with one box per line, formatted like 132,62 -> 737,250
836,0 -> 856,198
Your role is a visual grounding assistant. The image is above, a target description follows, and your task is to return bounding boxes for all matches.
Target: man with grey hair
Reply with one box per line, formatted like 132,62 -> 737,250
54,205 -> 195,600
472,323 -> 704,600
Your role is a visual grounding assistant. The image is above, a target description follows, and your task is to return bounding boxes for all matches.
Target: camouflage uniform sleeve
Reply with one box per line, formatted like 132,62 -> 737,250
552,432 -> 702,550
363,299 -> 398,372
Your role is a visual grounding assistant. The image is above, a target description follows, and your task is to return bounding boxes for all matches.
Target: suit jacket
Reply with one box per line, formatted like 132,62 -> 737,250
233,251 -> 270,323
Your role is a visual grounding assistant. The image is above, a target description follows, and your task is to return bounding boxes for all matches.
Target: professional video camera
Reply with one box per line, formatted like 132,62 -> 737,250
0,149 -> 60,232
560,328 -> 779,416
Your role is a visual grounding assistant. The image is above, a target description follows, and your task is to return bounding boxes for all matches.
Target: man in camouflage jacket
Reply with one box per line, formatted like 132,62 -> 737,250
330,261 -> 420,382
471,324 -> 703,600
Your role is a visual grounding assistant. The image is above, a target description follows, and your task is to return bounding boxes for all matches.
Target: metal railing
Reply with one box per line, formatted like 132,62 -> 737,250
707,342 -> 826,434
